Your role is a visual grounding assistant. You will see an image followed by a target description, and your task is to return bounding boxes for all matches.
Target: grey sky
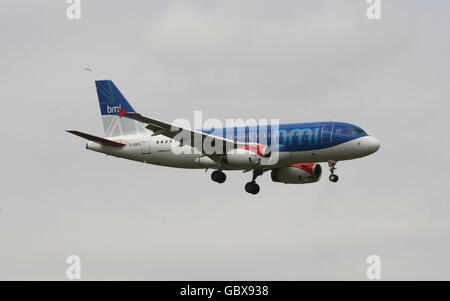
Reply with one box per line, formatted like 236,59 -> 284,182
0,0 -> 449,280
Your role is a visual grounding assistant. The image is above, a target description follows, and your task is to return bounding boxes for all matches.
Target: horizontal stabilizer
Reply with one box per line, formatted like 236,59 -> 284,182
66,130 -> 126,147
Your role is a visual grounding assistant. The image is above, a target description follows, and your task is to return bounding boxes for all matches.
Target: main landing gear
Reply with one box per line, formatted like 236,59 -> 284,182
245,169 -> 263,195
211,170 -> 226,184
328,160 -> 339,182
211,169 -> 262,194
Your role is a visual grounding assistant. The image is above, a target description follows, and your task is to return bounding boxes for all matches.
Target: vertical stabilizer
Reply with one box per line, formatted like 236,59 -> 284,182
95,80 -> 146,137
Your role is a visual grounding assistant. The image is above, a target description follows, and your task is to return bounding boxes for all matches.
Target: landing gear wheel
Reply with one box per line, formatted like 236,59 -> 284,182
245,182 -> 260,194
211,170 -> 226,183
329,174 -> 339,182
328,160 -> 339,183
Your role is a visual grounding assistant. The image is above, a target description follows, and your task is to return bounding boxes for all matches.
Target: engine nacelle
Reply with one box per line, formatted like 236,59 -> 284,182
271,163 -> 322,184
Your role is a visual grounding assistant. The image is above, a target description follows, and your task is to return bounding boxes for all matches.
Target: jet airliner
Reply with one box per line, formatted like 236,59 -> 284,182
67,80 -> 380,194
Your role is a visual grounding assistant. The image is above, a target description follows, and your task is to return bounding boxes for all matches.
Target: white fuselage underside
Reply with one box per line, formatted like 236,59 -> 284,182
86,134 -> 379,170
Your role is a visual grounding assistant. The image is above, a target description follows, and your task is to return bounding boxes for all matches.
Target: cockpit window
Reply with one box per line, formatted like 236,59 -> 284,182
345,128 -> 366,135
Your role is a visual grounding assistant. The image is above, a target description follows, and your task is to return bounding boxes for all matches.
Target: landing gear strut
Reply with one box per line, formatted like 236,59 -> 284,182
328,160 -> 339,182
245,169 -> 263,195
211,170 -> 226,184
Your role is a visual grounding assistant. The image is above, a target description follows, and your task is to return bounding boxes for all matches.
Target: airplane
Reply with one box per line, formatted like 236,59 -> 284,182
67,80 -> 380,194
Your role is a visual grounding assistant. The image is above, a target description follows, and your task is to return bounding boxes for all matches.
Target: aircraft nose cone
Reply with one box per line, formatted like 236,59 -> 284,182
365,136 -> 380,154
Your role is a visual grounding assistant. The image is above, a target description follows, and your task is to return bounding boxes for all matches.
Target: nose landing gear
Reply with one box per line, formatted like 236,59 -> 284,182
328,160 -> 339,182
329,174 -> 339,182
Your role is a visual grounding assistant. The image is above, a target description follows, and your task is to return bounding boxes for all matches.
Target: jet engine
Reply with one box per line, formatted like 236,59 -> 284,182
271,163 -> 322,184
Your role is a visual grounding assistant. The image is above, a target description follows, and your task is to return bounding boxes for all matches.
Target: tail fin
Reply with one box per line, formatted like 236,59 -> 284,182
95,80 -> 146,137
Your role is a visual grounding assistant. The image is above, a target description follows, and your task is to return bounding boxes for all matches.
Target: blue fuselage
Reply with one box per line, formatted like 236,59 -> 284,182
202,122 -> 368,152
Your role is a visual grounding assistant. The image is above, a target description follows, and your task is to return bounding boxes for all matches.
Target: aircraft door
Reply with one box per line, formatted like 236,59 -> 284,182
141,134 -> 151,154
321,123 -> 334,144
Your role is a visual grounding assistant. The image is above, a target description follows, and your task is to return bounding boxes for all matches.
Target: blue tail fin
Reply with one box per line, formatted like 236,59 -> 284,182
95,80 -> 146,137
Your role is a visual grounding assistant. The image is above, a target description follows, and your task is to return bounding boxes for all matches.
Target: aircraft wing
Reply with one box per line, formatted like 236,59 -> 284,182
118,109 -> 268,161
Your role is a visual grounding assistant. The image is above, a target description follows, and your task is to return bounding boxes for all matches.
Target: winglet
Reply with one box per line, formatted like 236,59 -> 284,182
119,108 -> 127,118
